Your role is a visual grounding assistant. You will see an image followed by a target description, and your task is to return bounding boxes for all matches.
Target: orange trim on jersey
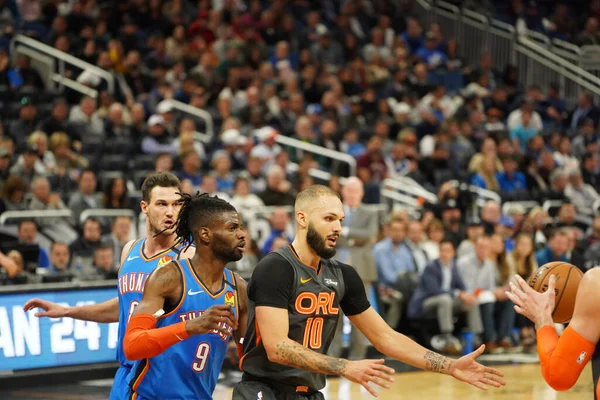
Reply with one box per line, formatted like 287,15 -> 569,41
288,245 -> 321,275
129,392 -> 137,400
131,358 -> 150,392
238,352 -> 247,371
161,261 -> 187,318
185,259 -> 227,299
117,239 -> 141,275
139,239 -> 176,262
238,319 -> 260,371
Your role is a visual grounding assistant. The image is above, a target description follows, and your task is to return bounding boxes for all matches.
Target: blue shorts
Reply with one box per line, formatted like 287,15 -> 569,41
109,365 -> 132,400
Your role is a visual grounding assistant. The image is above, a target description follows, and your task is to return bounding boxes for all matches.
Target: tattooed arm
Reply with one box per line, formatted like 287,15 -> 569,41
349,307 -> 505,390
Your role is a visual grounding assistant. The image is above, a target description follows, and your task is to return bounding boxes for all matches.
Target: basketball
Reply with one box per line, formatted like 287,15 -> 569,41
527,262 -> 584,323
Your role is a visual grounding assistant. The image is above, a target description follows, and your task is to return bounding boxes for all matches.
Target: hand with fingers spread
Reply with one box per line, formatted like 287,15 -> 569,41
449,345 -> 506,390
185,304 -> 238,336
506,274 -> 556,329
341,359 -> 396,397
23,298 -> 68,318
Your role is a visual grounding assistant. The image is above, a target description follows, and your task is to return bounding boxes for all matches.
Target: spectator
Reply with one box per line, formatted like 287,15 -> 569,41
260,207 -> 293,256
496,154 -> 527,194
356,135 -> 388,184
553,136 -> 579,170
577,17 -> 600,45
509,109 -> 538,154
570,92 -> 600,131
29,176 -> 77,242
0,148 -> 10,193
230,177 -> 264,219
468,137 -> 502,174
407,239 -> 482,355
587,216 -> 600,246
1,250 -> 39,285
310,26 -> 344,67
177,150 -> 202,189
154,152 -> 174,173
17,219 -> 51,270
457,236 -> 499,352
258,165 -> 295,206
405,220 -> 429,274
104,103 -> 133,138
9,144 -> 46,185
103,216 -> 132,267
536,229 -> 569,266
67,169 -> 99,224
415,31 -> 448,70
49,132 -> 89,171
581,152 -> 600,190
0,175 -> 29,214
40,99 -> 80,147
70,217 -> 103,260
80,244 -> 117,281
457,219 -> 485,259
48,242 -> 72,277
571,118 -> 597,160
26,131 -> 56,174
102,177 -> 128,209
69,96 -> 104,138
481,200 -> 502,235
211,150 -> 235,193
373,219 -> 416,287
565,228 -> 586,272
8,97 -> 39,148
565,168 -> 600,216
470,156 -> 499,191
141,115 -> 178,155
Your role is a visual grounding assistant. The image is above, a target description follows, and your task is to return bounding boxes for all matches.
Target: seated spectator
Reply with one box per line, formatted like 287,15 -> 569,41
177,150 -> 202,189
29,176 -> 77,243
199,175 -> 231,202
545,168 -> 569,202
80,244 -> 117,281
496,154 -> 527,194
103,216 -> 132,267
48,242 -> 72,277
70,217 -> 103,260
258,165 -> 295,206
509,109 -> 538,154
470,156 -> 499,191
481,200 -> 502,235
241,156 -> 267,194
357,136 -> 388,184
104,103 -> 133,138
405,220 -> 429,275
577,17 -> 600,45
67,169 -> 100,224
175,127 -> 207,160
457,236 -> 499,352
457,219 -> 484,259
49,132 -> 89,171
141,115 -> 178,155
373,220 -> 417,287
536,229 -> 569,266
261,207 -> 293,255
17,219 -> 51,269
586,216 -> 600,246
571,118 -> 597,159
69,96 -> 104,138
230,177 -> 264,219
555,203 -> 581,234
565,168 -> 600,216
9,144 -> 46,185
23,131 -> 56,174
581,152 -> 600,191
0,148 -> 10,193
154,152 -> 174,173
553,136 -> 579,170
340,129 -> 366,159
407,239 -> 482,355
0,175 -> 29,214
210,150 -> 235,194
102,177 -> 128,209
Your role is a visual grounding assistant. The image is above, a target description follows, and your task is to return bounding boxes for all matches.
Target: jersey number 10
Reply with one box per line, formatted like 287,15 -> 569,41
302,317 -> 324,349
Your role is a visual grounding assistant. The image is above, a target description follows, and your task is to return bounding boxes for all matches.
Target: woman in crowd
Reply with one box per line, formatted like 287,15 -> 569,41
422,218 -> 445,260
102,177 -> 128,209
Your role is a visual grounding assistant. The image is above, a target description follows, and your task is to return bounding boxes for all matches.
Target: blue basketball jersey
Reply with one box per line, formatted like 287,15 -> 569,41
127,259 -> 239,400
116,239 -> 183,367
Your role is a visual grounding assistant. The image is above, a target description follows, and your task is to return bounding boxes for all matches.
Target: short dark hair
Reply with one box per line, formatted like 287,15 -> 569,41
79,168 -> 96,180
439,238 -> 455,249
83,217 -> 102,229
50,242 -> 69,252
18,219 -> 37,230
172,192 -> 237,251
141,172 -> 181,202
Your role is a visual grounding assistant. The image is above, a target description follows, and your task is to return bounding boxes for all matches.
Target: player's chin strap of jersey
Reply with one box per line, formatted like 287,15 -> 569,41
537,325 -> 596,391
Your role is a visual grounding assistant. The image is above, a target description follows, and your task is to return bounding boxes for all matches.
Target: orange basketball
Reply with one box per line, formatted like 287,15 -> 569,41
527,262 -> 584,323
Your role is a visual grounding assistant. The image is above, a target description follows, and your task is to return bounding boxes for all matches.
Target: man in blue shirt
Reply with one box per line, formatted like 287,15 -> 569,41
536,230 -> 569,266
261,207 -> 293,255
373,219 -> 416,287
496,154 -> 527,193
17,219 -> 50,269
415,32 -> 448,70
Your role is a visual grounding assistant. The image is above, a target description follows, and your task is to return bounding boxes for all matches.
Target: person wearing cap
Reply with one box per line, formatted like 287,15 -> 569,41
141,115 -> 178,155
565,167 -> 600,216
9,144 -> 46,185
155,100 -> 176,136
496,154 -> 527,194
7,97 -> 39,149
220,128 -> 249,170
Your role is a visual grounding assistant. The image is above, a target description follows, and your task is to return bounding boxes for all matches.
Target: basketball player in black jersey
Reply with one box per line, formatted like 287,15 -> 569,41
234,185 -> 505,400
508,268 -> 600,399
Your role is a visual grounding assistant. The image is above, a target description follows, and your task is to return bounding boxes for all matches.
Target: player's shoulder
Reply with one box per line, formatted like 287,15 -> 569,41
581,267 -> 600,289
148,261 -> 182,286
256,251 -> 294,270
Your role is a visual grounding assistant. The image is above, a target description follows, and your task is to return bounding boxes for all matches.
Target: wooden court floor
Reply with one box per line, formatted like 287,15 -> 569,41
213,364 -> 595,400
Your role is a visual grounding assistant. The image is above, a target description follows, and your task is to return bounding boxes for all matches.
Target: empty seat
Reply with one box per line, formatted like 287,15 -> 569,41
105,137 -> 135,155
98,155 -> 128,173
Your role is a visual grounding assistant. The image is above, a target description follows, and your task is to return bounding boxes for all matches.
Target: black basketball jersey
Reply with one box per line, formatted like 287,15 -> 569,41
241,245 -> 347,393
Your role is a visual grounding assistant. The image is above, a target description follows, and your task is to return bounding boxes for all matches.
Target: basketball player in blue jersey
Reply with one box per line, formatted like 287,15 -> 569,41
122,193 -> 248,400
23,172 -> 195,400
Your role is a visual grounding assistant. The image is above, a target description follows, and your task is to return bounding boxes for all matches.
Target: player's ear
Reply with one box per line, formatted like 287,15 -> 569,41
296,211 -> 307,229
140,201 -> 148,214
199,227 -> 211,244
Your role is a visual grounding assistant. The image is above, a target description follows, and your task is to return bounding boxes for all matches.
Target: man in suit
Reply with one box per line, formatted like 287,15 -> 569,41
67,169 -> 100,226
408,239 -> 482,355
329,177 -> 379,360
570,92 -> 600,131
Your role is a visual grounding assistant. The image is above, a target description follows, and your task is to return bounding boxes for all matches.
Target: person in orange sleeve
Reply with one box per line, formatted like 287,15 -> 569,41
507,269 -> 600,399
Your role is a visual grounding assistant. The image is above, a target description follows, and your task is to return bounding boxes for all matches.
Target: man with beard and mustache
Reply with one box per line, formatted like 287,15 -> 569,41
234,185 -> 505,400
24,172 -> 195,400
123,193 -> 248,399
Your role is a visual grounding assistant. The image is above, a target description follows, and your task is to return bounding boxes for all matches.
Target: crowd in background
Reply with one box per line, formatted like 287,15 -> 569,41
1,0 -> 600,354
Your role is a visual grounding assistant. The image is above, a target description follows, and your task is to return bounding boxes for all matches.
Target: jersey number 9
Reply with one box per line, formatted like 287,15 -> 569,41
192,342 -> 211,372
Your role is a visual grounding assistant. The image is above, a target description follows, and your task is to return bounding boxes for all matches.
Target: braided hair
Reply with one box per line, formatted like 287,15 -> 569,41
167,192 -> 237,252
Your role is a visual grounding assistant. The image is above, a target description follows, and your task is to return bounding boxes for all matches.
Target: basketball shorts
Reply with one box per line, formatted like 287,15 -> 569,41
109,365 -> 132,400
233,381 -> 325,400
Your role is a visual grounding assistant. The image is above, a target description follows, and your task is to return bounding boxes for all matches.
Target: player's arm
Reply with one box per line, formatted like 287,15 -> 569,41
342,265 -> 505,391
124,262 -> 236,360
249,255 -> 394,397
22,240 -> 138,322
233,273 -> 248,359
508,271 -> 600,391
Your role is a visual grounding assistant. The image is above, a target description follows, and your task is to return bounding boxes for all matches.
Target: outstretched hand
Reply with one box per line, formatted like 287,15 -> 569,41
450,345 -> 506,390
23,298 -> 68,318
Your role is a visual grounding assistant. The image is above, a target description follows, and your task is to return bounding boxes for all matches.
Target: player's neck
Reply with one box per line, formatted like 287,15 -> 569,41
191,251 -> 227,287
291,238 -> 321,269
143,233 -> 176,257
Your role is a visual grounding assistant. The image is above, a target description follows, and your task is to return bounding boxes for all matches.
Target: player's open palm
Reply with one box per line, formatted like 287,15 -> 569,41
451,345 -> 505,390
185,304 -> 237,336
23,299 -> 67,318
343,359 -> 395,397
507,274 -> 556,323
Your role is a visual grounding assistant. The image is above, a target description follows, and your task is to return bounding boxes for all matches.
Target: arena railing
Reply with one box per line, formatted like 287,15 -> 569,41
10,34 -> 115,95
275,135 -> 357,177
0,209 -> 73,225
501,201 -> 540,215
416,0 -> 600,105
383,177 -> 438,204
163,99 -> 215,143
80,209 -> 138,237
